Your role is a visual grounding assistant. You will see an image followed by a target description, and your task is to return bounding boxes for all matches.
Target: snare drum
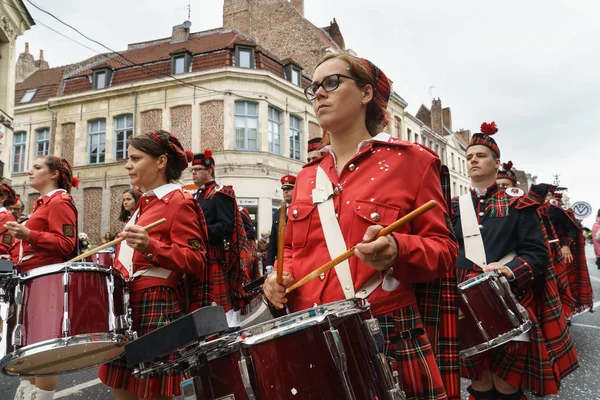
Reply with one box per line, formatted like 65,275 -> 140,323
458,272 -> 531,358
0,262 -> 132,376
153,299 -> 405,400
83,249 -> 115,268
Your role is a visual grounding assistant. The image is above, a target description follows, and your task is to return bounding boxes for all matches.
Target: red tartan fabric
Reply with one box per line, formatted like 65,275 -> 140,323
378,304 -> 448,400
413,163 -> 460,400
543,203 -> 594,313
99,286 -> 184,399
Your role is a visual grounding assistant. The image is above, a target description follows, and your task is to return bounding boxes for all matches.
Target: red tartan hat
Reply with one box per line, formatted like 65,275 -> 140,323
496,161 -> 517,184
281,174 -> 296,189
0,183 -> 17,206
193,149 -> 214,168
468,122 -> 500,158
307,138 -> 321,152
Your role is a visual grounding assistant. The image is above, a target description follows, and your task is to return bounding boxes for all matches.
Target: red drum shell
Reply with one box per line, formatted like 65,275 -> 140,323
1,263 -> 128,376
458,273 -> 530,357
83,250 -> 114,268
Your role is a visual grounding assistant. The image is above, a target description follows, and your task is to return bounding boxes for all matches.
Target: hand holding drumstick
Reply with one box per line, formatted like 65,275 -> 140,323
263,200 -> 437,307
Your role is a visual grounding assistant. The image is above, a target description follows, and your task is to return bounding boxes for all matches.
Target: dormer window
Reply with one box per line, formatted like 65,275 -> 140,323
20,89 -> 37,103
93,68 -> 112,90
171,51 -> 192,75
235,46 -> 255,69
284,64 -> 302,87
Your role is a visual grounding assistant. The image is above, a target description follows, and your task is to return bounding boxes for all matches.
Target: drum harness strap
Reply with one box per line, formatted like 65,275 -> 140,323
118,208 -> 171,280
313,166 -> 396,301
458,194 -> 529,342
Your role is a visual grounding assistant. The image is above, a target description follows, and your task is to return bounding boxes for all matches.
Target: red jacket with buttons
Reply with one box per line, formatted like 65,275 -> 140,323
283,135 -> 458,316
113,189 -> 208,293
0,209 -> 16,255
10,191 -> 77,272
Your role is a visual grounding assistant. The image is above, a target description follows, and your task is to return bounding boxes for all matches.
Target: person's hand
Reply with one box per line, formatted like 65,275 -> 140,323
354,225 -> 398,271
561,246 -> 573,263
4,222 -> 30,241
119,225 -> 150,253
263,272 -> 295,309
482,262 -> 514,279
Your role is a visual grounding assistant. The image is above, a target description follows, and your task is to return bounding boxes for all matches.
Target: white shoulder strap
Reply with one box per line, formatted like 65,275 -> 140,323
459,194 -> 487,268
117,208 -> 139,277
313,166 -> 355,299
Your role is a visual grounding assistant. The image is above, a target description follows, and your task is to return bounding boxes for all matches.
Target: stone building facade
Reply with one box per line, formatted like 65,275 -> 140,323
9,0 -> 408,244
0,0 -> 33,179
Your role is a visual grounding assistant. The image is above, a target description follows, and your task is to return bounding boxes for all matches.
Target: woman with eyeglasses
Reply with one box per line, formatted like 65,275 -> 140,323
262,52 -> 459,399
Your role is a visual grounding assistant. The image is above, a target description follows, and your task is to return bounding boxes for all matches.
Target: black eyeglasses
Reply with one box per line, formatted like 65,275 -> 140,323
304,74 -> 364,101
190,167 -> 208,173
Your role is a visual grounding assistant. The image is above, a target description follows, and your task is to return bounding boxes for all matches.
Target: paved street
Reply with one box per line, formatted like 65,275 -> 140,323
1,248 -> 598,399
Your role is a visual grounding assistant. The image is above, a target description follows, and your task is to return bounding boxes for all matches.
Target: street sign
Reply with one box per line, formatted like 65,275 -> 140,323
571,201 -> 593,219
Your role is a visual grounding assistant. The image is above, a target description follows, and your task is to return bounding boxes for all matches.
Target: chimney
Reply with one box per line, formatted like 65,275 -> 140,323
34,49 -> 49,70
291,0 -> 304,17
15,42 -> 36,83
431,98 -> 443,136
171,24 -> 190,42
442,107 -> 452,132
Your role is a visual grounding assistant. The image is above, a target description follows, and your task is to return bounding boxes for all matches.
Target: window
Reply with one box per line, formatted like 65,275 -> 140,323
414,133 -> 418,143
88,119 -> 106,164
171,52 -> 191,75
234,101 -> 258,150
451,152 -> 455,170
289,115 -> 302,160
407,128 -> 412,142
453,182 -> 457,196
20,89 -> 37,103
268,107 -> 282,155
235,46 -> 254,68
284,64 -> 302,87
12,131 -> 26,173
93,69 -> 112,90
36,128 -> 50,157
463,160 -> 467,175
291,68 -> 301,86
115,114 -> 133,161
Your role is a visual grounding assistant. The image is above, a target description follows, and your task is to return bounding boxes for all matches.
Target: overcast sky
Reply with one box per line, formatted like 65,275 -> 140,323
15,0 -> 600,227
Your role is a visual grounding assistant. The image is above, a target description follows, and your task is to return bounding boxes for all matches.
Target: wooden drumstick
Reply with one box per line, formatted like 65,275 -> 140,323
286,200 -> 437,293
276,200 -> 287,285
67,218 -> 167,262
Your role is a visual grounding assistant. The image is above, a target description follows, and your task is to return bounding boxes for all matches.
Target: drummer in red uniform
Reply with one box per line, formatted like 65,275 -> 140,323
5,156 -> 78,400
0,183 -> 18,254
98,130 -> 208,400
263,52 -> 459,400
452,123 -> 564,399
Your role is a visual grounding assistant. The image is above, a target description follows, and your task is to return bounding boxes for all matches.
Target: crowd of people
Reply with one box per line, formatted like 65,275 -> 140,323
0,50 -> 595,400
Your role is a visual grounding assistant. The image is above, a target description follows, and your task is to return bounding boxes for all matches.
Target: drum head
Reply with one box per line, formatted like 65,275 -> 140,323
19,262 -> 123,282
1,334 -> 126,376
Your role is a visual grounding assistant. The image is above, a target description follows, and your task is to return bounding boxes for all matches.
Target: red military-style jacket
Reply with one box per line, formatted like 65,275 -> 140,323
283,133 -> 458,316
10,190 -> 77,272
113,184 -> 208,293
0,208 -> 16,254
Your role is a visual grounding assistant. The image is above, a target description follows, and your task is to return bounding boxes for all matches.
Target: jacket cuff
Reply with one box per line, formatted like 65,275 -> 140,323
563,238 -> 575,248
142,238 -> 160,263
505,257 -> 534,290
28,230 -> 42,247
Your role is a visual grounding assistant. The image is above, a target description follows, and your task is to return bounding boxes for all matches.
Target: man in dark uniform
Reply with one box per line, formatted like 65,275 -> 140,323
451,122 -> 558,399
495,161 -> 517,189
265,175 -> 295,273
192,150 -> 244,322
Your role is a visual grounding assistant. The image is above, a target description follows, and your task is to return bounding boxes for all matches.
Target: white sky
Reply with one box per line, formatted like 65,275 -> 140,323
15,0 -> 600,227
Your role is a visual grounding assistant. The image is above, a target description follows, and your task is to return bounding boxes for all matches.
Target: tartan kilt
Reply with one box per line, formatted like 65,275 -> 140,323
99,286 -> 184,399
377,304 -> 448,400
566,235 -> 594,313
550,244 -> 577,318
207,243 -> 232,312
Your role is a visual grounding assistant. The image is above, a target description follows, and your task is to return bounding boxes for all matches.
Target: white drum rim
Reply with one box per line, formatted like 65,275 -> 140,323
239,298 -> 369,346
0,332 -> 127,376
459,321 -> 532,359
18,262 -> 124,281
458,271 -> 500,290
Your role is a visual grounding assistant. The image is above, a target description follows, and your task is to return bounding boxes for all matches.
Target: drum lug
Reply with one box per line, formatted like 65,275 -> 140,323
460,292 -> 491,342
62,271 -> 70,336
106,275 -> 116,332
362,317 -> 385,353
489,279 -> 520,327
323,327 -> 357,400
238,354 -> 259,400
11,323 -> 23,348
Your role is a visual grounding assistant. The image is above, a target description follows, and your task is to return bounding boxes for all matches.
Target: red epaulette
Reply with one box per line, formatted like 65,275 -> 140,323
216,184 -> 236,199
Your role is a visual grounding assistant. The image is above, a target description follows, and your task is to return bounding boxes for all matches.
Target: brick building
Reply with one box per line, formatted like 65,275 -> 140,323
8,0 -> 408,243
0,0 -> 33,179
